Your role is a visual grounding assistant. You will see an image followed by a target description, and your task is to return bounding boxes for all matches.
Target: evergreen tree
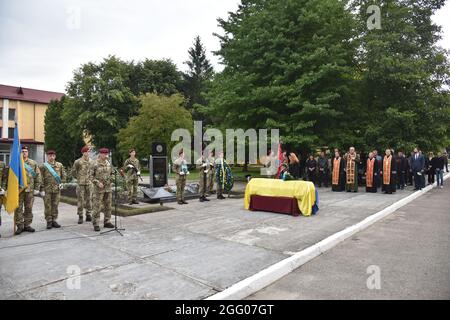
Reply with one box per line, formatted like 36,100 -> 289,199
207,0 -> 358,152
353,0 -> 450,152
183,36 -> 214,120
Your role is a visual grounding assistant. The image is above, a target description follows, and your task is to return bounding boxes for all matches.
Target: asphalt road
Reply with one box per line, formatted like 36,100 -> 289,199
248,183 -> 450,300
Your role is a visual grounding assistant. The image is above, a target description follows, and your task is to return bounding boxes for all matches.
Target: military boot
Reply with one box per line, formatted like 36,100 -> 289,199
47,221 -> 53,229
23,226 -> 35,233
52,221 -> 61,228
78,216 -> 83,224
104,222 -> 114,228
15,225 -> 24,235
86,214 -> 92,222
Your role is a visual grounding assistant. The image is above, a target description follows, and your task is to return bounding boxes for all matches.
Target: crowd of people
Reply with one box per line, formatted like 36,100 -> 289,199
0,146 -> 145,236
273,147 -> 448,193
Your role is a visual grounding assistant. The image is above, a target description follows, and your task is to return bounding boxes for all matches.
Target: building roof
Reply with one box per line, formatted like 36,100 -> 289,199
0,84 -> 64,104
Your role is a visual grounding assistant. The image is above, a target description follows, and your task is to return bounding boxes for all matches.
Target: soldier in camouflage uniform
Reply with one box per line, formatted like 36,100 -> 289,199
72,146 -> 93,224
0,160 -> 7,238
39,150 -> 66,229
90,148 -> 114,232
123,148 -> 141,205
172,149 -> 189,205
196,151 -> 210,202
206,150 -> 215,195
14,146 -> 42,235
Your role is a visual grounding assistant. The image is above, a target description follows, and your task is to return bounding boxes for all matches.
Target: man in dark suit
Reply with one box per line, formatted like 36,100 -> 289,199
410,147 -> 425,190
396,151 -> 408,190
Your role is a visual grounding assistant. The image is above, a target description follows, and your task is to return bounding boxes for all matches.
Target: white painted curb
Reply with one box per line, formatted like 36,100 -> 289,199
206,173 -> 449,300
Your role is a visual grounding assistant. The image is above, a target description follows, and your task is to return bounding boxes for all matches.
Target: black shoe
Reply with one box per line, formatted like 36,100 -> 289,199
182,200 -> 188,204
52,221 -> 61,228
47,221 -> 53,229
23,226 -> 35,233
78,216 -> 83,224
178,201 -> 184,205
129,202 -> 134,205
86,215 -> 92,222
15,225 -> 24,235
132,200 -> 139,204
203,197 -> 210,201
104,222 -> 114,228
217,195 -> 225,200
94,226 -> 100,232
199,197 -> 205,202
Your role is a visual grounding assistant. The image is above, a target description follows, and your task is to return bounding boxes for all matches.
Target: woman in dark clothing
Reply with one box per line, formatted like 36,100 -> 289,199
305,155 -> 317,185
288,152 -> 300,180
427,152 -> 436,185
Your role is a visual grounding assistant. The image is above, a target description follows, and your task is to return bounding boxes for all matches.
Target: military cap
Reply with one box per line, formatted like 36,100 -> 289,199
99,148 -> 109,154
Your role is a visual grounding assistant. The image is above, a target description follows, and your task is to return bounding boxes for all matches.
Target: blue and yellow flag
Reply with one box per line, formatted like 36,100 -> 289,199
5,124 -> 28,214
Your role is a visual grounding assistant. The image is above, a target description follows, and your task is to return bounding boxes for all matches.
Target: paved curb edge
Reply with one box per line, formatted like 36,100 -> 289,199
206,173 -> 449,300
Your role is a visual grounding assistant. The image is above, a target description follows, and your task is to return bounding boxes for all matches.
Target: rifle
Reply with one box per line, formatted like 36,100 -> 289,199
127,163 -> 144,182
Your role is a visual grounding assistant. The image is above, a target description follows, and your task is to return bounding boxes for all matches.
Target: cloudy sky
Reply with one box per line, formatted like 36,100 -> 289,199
0,0 -> 449,93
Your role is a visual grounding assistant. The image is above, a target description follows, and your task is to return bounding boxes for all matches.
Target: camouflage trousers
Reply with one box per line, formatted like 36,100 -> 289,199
207,172 -> 214,194
176,176 -> 186,202
126,178 -> 138,202
76,184 -> 92,216
92,191 -> 111,227
44,191 -> 60,222
14,191 -> 35,227
199,172 -> 207,197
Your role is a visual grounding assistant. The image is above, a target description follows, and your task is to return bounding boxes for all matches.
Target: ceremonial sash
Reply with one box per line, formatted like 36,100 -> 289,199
44,162 -> 62,184
366,158 -> 375,187
24,162 -> 37,178
346,154 -> 356,184
332,157 -> 340,185
383,156 -> 392,185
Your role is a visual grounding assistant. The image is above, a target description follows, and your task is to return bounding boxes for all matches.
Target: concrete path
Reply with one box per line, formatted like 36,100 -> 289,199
248,183 -> 450,300
0,179 -> 443,300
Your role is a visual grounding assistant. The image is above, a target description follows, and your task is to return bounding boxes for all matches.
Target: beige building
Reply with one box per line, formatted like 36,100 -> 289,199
0,84 -> 64,164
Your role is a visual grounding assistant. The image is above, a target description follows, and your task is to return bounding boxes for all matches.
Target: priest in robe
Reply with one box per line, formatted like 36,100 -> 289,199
381,149 -> 397,194
365,152 -> 378,193
345,147 -> 359,192
331,150 -> 345,191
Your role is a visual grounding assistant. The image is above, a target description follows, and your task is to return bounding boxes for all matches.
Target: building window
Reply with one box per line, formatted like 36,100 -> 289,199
8,109 -> 16,121
8,127 -> 14,138
0,108 -> 2,120
0,127 -> 2,138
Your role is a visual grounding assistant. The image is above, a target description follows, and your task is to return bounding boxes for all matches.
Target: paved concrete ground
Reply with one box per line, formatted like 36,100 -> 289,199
248,182 -> 450,300
0,179 -> 443,300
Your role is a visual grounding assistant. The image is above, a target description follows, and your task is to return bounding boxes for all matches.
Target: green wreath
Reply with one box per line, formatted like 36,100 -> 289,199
216,161 -> 234,192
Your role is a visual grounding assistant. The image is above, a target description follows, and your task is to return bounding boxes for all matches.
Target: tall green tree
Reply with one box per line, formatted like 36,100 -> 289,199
130,59 -> 183,96
182,36 -> 214,120
44,96 -> 85,167
353,0 -> 450,152
117,93 -> 193,159
207,0 -> 358,152
62,56 -> 139,156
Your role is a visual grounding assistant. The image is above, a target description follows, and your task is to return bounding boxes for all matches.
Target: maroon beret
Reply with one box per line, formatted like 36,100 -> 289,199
99,148 -> 109,154
46,150 -> 56,155
81,146 -> 90,153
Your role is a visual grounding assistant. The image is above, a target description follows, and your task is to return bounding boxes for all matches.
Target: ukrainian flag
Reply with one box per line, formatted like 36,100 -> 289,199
5,124 -> 28,214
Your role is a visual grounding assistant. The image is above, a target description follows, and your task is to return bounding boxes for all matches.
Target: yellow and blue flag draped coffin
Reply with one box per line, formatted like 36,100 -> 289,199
244,178 -> 318,216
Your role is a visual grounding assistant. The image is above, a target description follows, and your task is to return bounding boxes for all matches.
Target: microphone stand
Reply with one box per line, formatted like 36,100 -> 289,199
101,167 -> 125,236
